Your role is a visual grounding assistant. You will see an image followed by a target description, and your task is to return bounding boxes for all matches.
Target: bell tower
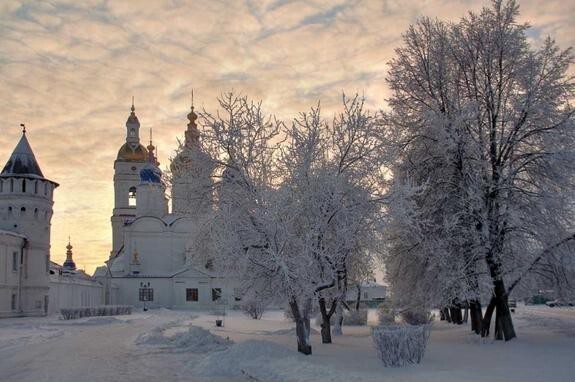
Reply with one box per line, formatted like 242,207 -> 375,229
110,100 -> 148,258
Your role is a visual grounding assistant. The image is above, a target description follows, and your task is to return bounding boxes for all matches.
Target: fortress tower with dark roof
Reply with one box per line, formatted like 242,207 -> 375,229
0,127 -> 58,316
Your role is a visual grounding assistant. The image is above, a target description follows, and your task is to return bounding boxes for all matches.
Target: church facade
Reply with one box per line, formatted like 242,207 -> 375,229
1,100 -> 234,317
98,102 -> 235,310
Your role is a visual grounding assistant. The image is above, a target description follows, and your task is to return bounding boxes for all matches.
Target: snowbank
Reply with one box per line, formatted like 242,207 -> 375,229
260,327 -> 319,336
192,339 -> 378,382
135,322 -> 232,352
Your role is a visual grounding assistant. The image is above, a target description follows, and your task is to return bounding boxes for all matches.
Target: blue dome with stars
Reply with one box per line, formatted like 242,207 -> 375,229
140,163 -> 162,184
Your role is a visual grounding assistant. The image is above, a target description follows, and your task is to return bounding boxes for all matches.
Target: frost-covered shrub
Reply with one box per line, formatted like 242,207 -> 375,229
344,308 -> 368,326
372,324 -> 431,367
60,305 -> 132,320
377,304 -> 396,325
240,299 -> 268,319
401,310 -> 432,325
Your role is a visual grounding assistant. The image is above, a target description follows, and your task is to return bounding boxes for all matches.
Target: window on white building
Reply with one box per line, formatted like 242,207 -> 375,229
139,288 -> 154,302
212,288 -> 222,302
186,288 -> 198,302
12,252 -> 18,272
128,187 -> 137,207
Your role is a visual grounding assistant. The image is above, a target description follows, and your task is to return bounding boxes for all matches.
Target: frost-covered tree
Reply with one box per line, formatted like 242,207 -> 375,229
186,93 -> 384,354
383,0 -> 575,341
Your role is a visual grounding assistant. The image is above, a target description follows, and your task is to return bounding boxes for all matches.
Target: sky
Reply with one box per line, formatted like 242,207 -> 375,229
0,0 -> 573,274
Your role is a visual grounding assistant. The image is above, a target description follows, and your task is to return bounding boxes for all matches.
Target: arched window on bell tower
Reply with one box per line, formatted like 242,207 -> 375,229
128,186 -> 137,207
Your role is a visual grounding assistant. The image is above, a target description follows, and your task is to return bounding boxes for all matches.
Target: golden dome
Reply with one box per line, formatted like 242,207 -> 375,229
117,143 -> 148,162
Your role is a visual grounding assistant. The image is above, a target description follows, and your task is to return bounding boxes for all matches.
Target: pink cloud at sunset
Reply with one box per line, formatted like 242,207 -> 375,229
0,0 -> 573,273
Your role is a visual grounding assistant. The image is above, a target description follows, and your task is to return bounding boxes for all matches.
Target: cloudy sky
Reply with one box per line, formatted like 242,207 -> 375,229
0,0 -> 573,273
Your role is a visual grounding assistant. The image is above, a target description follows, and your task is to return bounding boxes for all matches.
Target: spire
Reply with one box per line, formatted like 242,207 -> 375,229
146,128 -> 159,165
63,237 -> 76,271
125,97 -> 141,145
127,97 -> 139,125
1,125 -> 44,178
185,90 -> 200,147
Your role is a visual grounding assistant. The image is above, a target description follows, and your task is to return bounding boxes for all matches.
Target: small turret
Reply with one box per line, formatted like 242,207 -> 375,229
136,130 -> 167,217
63,238 -> 77,272
116,99 -> 148,162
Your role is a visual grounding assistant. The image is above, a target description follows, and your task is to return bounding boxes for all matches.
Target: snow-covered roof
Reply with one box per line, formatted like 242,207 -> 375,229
93,266 -> 109,278
360,281 -> 386,288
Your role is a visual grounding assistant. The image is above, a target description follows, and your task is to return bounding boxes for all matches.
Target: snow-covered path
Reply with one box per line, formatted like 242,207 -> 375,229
0,313 -> 196,382
0,306 -> 574,382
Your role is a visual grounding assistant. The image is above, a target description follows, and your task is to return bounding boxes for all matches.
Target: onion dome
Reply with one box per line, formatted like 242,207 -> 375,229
139,162 -> 162,184
1,127 -> 44,178
63,238 -> 77,271
184,90 -> 201,147
140,127 -> 162,183
116,143 -> 148,161
116,100 -> 148,162
127,103 -> 139,124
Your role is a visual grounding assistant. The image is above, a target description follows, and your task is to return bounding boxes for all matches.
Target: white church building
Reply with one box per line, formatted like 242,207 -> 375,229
96,102 -> 235,310
1,100 -> 236,318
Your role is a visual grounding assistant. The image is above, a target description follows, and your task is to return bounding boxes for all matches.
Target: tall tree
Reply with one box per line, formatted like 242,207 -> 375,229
383,0 -> 575,340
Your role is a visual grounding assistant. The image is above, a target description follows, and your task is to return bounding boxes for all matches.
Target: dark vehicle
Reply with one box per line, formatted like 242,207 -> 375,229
545,300 -> 574,307
525,294 -> 552,305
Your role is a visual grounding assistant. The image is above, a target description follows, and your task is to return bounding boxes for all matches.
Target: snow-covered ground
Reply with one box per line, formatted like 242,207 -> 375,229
0,305 -> 573,382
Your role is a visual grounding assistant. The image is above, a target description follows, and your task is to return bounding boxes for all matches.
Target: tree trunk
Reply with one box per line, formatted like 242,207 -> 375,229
469,300 -> 483,335
442,307 -> 452,323
481,296 -> 496,338
450,306 -> 462,324
333,303 -> 343,336
463,307 -> 469,323
289,299 -> 312,355
318,297 -> 338,344
493,282 -> 516,341
318,298 -> 332,344
355,284 -> 362,310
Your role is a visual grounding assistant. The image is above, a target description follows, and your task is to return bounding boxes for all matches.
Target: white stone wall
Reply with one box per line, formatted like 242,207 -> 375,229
0,232 -> 24,317
109,274 -> 235,310
48,276 -> 105,315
